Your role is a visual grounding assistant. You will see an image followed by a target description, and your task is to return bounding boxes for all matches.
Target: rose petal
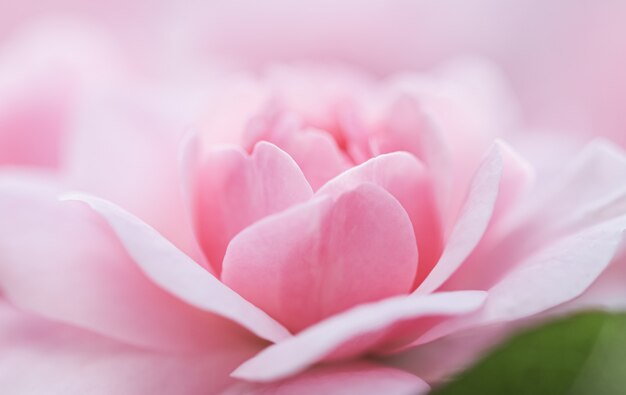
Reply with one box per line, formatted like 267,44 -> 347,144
489,140 -> 535,222
62,101 -> 201,262
225,362 -> 429,395
66,193 -> 291,343
265,64 -> 372,135
480,217 -> 626,323
231,291 -> 485,382
199,75 -> 268,147
530,139 -> 626,235
0,179 -> 247,352
242,109 -> 352,190
222,183 -> 418,333
383,322 -> 509,384
563,245 -> 626,311
194,141 -> 313,273
176,132 -> 214,273
369,96 -> 444,167
415,141 -> 532,294
0,301 -> 257,395
418,216 -> 626,346
442,139 -> 625,291
277,126 -> 352,190
317,151 -> 443,286
367,95 -> 450,200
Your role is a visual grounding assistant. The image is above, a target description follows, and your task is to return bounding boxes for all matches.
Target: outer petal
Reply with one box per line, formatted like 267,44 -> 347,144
0,301 -> 257,395
383,322 -> 509,385
442,139 -> 626,291
413,144 -> 501,294
489,141 -> 535,222
222,183 -> 418,333
0,177 -> 247,352
563,247 -> 626,311
528,140 -> 626,236
415,141 -> 532,294
69,193 -> 291,343
194,141 -> 313,273
317,151 -> 443,285
62,99 -> 201,261
479,217 -> 626,324
418,216 -> 626,346
231,291 -> 485,382
225,362 -> 429,395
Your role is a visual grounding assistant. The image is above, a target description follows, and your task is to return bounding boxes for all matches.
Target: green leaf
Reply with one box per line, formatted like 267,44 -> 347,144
430,311 -> 626,395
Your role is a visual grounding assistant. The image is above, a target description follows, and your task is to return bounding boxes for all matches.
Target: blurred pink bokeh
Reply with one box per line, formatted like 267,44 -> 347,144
2,0 -> 624,145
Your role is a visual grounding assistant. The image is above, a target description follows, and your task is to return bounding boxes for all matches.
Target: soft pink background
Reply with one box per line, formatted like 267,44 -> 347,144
2,0 -> 625,145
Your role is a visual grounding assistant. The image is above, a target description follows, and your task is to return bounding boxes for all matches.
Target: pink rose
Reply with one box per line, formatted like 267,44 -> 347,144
1,27 -> 626,395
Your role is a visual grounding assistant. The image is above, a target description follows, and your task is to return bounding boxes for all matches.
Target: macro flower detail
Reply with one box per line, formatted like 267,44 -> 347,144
1,29 -> 625,395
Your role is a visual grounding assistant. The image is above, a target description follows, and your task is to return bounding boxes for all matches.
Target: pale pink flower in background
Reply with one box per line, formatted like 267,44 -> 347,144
3,1 -> 626,144
1,23 -> 626,394
176,0 -> 626,147
209,0 -> 618,151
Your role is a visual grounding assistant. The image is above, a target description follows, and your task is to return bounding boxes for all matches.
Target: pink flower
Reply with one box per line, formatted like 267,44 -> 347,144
1,29 -> 626,395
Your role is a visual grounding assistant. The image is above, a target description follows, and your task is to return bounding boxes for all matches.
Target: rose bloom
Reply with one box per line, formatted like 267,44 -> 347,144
1,27 -> 626,395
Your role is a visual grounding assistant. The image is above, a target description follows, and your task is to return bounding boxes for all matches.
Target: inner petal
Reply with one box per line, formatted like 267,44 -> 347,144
221,183 -> 418,333
242,108 -> 354,189
193,142 -> 313,274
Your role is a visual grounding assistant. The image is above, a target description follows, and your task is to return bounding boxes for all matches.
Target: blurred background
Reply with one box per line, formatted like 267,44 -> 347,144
1,0 -> 625,147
